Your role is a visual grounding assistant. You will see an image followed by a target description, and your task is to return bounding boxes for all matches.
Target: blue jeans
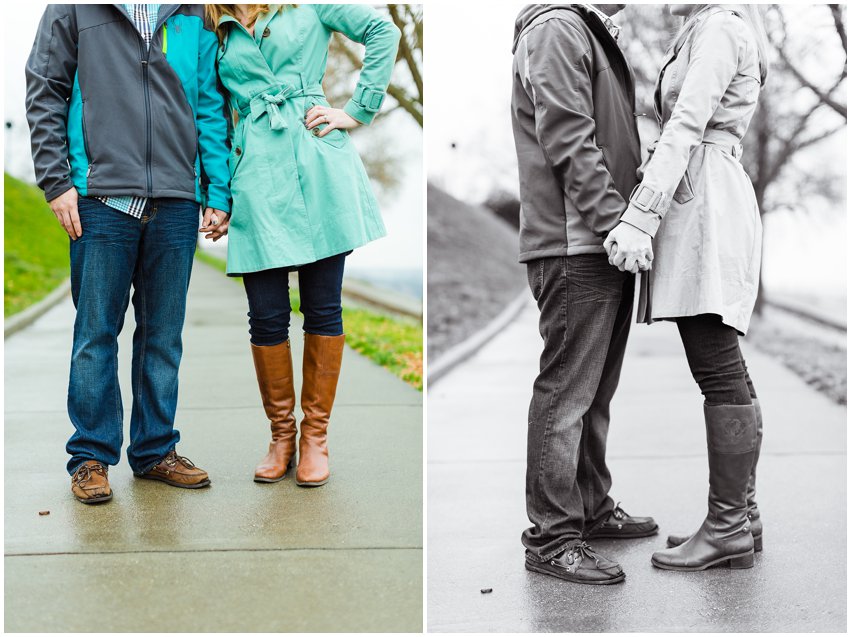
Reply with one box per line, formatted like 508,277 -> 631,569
242,253 -> 347,346
66,197 -> 199,475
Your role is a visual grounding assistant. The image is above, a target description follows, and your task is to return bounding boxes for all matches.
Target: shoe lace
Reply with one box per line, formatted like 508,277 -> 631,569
164,451 -> 196,469
74,462 -> 106,487
566,541 -> 597,565
611,502 -> 628,520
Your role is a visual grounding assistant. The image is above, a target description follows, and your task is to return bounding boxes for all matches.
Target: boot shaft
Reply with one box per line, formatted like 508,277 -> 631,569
746,398 -> 763,511
301,334 -> 345,432
704,403 -> 758,540
251,341 -> 297,436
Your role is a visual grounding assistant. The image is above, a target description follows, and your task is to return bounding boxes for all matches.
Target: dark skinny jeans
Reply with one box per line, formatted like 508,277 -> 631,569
242,253 -> 346,346
675,314 -> 757,405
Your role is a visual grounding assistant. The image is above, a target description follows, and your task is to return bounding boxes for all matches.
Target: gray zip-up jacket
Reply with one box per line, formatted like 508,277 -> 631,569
25,4 -> 231,211
511,5 -> 641,262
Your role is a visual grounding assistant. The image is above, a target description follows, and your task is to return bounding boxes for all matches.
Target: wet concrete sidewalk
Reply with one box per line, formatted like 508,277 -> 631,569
5,260 -> 423,632
428,299 -> 846,632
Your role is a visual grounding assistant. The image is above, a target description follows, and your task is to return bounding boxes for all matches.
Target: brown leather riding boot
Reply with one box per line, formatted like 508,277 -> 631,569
251,341 -> 298,483
652,404 -> 757,571
296,333 -> 345,487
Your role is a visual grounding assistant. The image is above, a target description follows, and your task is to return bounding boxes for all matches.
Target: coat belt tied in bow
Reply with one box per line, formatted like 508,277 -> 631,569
247,85 -> 325,130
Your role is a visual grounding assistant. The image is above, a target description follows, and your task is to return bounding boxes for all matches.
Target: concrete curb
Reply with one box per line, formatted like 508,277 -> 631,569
342,278 -> 422,320
428,289 -> 529,386
4,278 -> 72,339
766,299 -> 846,333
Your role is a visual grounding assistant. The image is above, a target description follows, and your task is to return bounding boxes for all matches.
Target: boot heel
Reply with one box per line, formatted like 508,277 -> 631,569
728,551 -> 754,569
753,534 -> 763,553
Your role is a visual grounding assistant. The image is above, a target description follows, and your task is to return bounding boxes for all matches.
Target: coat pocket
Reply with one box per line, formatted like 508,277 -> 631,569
673,170 -> 695,205
305,97 -> 350,149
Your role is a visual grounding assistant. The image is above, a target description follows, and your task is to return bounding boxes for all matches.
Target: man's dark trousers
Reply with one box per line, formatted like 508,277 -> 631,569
522,254 -> 634,561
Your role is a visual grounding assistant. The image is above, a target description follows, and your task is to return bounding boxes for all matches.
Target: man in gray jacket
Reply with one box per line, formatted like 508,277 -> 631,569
26,5 -> 231,504
511,4 -> 657,584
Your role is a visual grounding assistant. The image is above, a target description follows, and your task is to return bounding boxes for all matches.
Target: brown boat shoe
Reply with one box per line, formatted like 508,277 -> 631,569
136,450 -> 211,489
71,460 -> 113,504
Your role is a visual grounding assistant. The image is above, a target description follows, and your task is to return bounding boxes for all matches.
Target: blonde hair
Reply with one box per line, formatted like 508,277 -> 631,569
674,4 -> 769,85
205,5 -> 296,42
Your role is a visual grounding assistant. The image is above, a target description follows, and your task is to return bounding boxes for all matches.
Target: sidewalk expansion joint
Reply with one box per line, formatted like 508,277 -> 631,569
6,546 -> 423,558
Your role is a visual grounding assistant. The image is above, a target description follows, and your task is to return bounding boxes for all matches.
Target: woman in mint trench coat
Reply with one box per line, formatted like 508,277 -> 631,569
203,4 -> 400,487
606,4 -> 769,572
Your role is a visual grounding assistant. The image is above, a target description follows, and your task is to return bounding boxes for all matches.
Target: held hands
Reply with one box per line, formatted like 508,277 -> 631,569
49,187 -> 82,240
304,105 -> 361,137
603,221 -> 654,274
199,208 -> 230,242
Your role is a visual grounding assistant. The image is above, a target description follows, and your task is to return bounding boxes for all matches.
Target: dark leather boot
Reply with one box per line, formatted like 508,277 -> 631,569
252,341 -> 298,483
745,398 -> 764,549
666,400 -> 764,552
296,334 -> 344,487
652,404 -> 757,571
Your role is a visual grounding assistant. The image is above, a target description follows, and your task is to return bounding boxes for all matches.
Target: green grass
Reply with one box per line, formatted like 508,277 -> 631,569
196,250 -> 423,391
4,173 -> 71,316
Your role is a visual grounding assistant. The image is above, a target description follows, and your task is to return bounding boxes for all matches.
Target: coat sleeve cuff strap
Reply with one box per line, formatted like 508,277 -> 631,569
352,85 -> 386,113
629,184 -> 668,215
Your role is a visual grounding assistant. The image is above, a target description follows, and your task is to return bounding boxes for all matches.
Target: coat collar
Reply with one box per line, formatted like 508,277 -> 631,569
218,6 -> 280,39
253,6 -> 280,44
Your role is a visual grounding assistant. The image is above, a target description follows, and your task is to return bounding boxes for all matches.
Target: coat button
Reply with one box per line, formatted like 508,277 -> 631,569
262,27 -> 271,37
235,147 -> 242,156
312,128 -> 321,137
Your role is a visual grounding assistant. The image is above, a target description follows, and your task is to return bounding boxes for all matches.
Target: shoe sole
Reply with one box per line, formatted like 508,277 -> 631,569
135,474 -> 211,489
296,478 -> 329,487
254,475 -> 286,483
74,492 -> 113,504
666,534 -> 763,552
587,525 -> 659,540
651,550 -> 755,571
525,560 -> 626,585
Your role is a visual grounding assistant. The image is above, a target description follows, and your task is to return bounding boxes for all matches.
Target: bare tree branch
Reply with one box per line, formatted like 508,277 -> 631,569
792,124 -> 846,152
829,4 -> 847,53
775,46 -> 848,119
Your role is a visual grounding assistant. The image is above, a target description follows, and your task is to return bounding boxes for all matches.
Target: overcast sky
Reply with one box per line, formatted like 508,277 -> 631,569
3,3 -> 423,275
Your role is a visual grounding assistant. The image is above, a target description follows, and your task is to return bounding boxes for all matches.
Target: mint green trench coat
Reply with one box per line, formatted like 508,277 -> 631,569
216,5 -> 401,275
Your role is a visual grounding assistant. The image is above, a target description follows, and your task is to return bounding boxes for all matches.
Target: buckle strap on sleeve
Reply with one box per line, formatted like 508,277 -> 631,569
629,184 -> 668,215
352,85 -> 386,113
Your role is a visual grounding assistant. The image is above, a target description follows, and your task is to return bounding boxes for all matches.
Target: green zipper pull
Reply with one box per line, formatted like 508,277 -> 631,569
163,24 -> 168,55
